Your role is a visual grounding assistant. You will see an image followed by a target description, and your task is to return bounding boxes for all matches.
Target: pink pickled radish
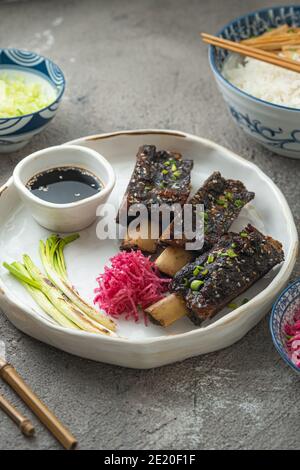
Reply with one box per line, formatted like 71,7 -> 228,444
94,250 -> 170,322
284,305 -> 300,368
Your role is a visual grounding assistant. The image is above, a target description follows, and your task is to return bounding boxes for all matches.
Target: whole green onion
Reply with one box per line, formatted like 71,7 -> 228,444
39,234 -> 116,332
22,254 -> 113,335
3,234 -> 117,336
11,261 -> 78,330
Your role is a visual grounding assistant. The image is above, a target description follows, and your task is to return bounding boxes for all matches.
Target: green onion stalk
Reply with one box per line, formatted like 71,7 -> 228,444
3,234 -> 117,336
4,256 -> 113,335
39,234 -> 116,332
11,262 -> 78,330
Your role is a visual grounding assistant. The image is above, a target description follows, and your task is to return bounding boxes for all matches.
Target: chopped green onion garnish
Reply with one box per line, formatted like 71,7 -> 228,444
171,163 -> 177,172
225,191 -> 233,200
173,170 -> 181,178
204,212 -> 209,222
227,302 -> 238,309
207,254 -> 214,264
183,277 -> 189,287
193,267 -> 201,276
163,161 -> 170,166
234,199 -> 243,208
190,280 -> 204,291
225,248 -> 238,258
231,242 -> 237,248
216,198 -> 227,206
161,169 -> 168,175
240,231 -> 248,238
193,266 -> 208,277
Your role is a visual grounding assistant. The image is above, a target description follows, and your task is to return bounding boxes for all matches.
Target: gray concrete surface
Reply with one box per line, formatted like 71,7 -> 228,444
0,0 -> 299,450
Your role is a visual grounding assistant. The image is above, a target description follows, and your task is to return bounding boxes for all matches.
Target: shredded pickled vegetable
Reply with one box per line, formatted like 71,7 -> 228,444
94,250 -> 171,322
0,74 -> 55,118
284,305 -> 300,368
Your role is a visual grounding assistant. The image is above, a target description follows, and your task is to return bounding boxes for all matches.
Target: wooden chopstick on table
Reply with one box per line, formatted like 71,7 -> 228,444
0,357 -> 77,450
201,32 -> 300,73
0,393 -> 35,437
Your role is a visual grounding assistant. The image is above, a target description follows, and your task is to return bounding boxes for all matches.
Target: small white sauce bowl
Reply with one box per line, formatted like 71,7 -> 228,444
13,144 -> 116,232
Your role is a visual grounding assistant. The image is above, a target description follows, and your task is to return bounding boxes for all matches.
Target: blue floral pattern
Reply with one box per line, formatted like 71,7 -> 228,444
229,106 -> 300,152
209,6 -> 300,156
0,49 -> 65,150
213,6 -> 300,69
270,279 -> 300,374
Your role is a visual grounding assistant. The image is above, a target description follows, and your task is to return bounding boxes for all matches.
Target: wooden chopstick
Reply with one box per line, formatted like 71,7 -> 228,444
0,357 -> 77,450
201,32 -> 300,73
0,393 -> 35,437
242,32 -> 300,45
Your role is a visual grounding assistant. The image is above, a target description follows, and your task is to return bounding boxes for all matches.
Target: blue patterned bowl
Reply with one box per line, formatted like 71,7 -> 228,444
270,279 -> 300,375
209,5 -> 300,159
0,48 -> 65,153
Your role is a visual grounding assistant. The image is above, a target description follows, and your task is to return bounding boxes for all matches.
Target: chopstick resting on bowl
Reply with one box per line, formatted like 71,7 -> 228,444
201,32 -> 300,73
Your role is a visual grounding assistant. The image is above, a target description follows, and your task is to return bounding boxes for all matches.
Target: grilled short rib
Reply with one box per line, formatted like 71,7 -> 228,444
117,145 -> 193,225
170,224 -> 284,325
160,171 -> 255,252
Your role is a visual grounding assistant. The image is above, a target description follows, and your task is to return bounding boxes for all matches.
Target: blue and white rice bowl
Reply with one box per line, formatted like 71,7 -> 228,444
0,48 -> 65,153
270,279 -> 300,375
209,5 -> 300,159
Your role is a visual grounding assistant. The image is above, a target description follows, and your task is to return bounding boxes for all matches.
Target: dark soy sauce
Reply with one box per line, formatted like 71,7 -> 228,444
26,166 -> 103,204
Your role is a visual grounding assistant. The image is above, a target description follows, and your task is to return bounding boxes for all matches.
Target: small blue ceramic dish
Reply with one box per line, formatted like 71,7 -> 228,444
209,5 -> 300,159
270,278 -> 300,375
0,48 -> 65,153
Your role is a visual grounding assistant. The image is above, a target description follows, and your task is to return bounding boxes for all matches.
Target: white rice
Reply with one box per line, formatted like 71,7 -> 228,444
222,55 -> 300,108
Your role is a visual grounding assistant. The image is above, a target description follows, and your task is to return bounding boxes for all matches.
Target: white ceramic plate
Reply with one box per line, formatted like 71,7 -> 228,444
0,130 -> 298,368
